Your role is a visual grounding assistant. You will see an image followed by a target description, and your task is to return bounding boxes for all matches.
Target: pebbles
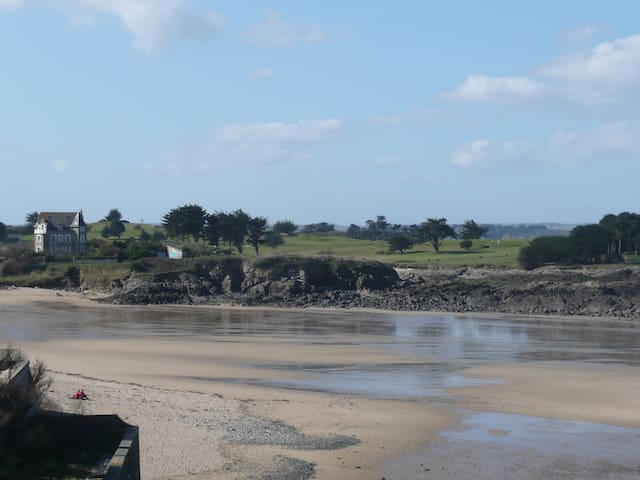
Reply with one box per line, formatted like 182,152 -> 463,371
224,414 -> 359,450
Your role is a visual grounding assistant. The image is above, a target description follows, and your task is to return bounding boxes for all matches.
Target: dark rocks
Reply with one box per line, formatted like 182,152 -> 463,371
103,260 -> 640,319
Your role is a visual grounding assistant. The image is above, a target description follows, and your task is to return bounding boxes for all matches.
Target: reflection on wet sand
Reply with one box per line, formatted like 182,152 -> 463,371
2,292 -> 640,480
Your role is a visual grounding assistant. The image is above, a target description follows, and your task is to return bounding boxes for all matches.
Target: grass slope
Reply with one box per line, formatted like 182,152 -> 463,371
254,234 -> 525,267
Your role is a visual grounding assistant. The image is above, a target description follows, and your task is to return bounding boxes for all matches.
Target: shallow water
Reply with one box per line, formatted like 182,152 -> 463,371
3,300 -> 640,478
1,302 -> 640,398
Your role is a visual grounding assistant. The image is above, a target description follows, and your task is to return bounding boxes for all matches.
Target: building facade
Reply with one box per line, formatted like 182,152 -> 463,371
34,211 -> 87,255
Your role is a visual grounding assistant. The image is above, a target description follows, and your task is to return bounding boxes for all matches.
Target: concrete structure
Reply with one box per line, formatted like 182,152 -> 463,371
33,211 -> 87,254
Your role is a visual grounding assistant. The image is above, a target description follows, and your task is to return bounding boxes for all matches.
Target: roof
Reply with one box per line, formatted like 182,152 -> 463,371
37,211 -> 86,230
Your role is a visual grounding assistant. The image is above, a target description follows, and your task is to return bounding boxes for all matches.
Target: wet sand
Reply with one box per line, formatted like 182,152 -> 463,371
449,362 -> 640,428
6,290 -> 455,479
3,287 -> 640,479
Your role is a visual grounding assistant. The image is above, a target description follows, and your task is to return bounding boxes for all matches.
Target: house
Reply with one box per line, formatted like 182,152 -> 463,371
34,211 -> 87,255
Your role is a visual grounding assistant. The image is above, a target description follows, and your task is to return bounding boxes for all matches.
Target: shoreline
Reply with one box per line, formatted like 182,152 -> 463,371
2,286 -> 638,326
3,288 -> 640,478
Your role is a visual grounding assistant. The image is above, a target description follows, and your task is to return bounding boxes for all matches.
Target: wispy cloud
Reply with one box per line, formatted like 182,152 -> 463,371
443,33 -> 640,105
147,119 -> 343,174
246,10 -> 327,47
560,24 -> 606,44
249,67 -> 273,79
0,0 -> 24,8
0,0 -> 225,52
371,108 -> 450,125
51,160 -> 72,174
451,121 -> 640,169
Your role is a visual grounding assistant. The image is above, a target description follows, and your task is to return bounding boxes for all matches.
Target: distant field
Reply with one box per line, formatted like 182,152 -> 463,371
14,223 -> 528,267
87,222 -> 164,241
250,234 -> 526,267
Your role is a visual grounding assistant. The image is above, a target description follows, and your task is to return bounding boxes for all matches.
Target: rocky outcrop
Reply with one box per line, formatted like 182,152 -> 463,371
103,257 -> 640,319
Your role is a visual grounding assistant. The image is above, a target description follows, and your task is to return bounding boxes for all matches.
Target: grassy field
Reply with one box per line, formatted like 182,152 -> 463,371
249,234 -> 526,267
87,222 -> 165,241
13,223 -> 527,268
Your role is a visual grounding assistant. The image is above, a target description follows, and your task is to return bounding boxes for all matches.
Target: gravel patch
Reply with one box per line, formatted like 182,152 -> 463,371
224,414 -> 360,450
251,455 -> 316,480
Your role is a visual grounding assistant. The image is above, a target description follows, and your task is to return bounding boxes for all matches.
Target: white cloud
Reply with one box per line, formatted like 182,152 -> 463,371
443,75 -> 549,103
451,139 -> 491,168
249,67 -> 273,79
537,34 -> 640,89
444,33 -> 640,105
0,0 -> 224,52
451,121 -> 640,169
147,118 -> 342,174
246,10 -> 326,47
371,108 -> 450,125
213,119 -> 342,144
51,160 -> 72,174
560,24 -> 605,44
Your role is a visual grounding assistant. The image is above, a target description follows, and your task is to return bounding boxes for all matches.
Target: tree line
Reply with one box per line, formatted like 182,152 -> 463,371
161,204 -> 298,255
345,215 -> 487,254
519,211 -> 640,269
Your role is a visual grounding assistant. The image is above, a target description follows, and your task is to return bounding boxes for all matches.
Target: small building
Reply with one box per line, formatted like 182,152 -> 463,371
34,211 -> 87,255
166,244 -> 185,259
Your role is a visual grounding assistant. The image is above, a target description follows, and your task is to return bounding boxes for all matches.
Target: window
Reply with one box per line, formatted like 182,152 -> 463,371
65,234 -> 71,243
36,235 -> 41,243
80,234 -> 86,243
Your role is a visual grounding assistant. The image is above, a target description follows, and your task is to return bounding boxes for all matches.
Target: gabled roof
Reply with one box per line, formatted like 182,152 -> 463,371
37,211 -> 86,230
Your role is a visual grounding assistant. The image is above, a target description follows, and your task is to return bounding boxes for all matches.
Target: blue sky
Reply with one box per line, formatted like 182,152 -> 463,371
1,1 -> 639,226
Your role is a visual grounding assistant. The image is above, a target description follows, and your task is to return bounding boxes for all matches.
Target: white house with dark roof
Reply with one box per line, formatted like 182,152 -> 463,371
33,211 -> 87,254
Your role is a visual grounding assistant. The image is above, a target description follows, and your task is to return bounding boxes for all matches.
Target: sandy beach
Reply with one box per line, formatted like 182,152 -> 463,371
3,287 -> 640,479
4,288 -> 455,480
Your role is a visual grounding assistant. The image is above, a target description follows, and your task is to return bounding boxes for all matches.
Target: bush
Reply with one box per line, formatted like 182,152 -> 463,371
0,246 -> 38,277
460,239 -> 473,250
518,236 -> 572,270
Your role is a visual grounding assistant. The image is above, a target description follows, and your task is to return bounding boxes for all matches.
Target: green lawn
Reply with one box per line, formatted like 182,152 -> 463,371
87,222 -> 164,241
250,234 -> 526,267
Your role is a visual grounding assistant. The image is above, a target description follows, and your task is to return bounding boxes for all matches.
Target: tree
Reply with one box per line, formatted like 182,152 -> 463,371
460,220 -> 488,240
460,239 -> 473,250
366,215 -> 390,240
388,234 -> 413,254
247,216 -> 268,255
139,229 -> 151,242
518,236 -> 571,270
204,213 -> 221,247
264,232 -> 285,252
25,211 -> 39,228
0,222 -> 6,241
151,230 -> 166,242
218,209 -> 250,253
103,209 -> 123,223
302,222 -> 335,233
162,204 -> 207,242
346,224 -> 362,239
598,212 -> 640,257
101,225 -> 111,239
569,224 -> 612,263
109,220 -> 125,239
273,220 -> 298,236
419,218 -> 457,253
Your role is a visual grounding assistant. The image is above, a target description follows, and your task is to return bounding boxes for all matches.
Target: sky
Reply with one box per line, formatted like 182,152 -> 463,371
1,0 -> 639,226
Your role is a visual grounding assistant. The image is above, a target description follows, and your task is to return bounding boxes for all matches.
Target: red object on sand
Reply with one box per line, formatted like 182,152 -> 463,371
71,389 -> 88,400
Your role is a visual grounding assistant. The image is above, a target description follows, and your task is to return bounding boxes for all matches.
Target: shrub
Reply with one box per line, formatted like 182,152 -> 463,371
460,239 -> 473,250
518,236 -> 572,270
